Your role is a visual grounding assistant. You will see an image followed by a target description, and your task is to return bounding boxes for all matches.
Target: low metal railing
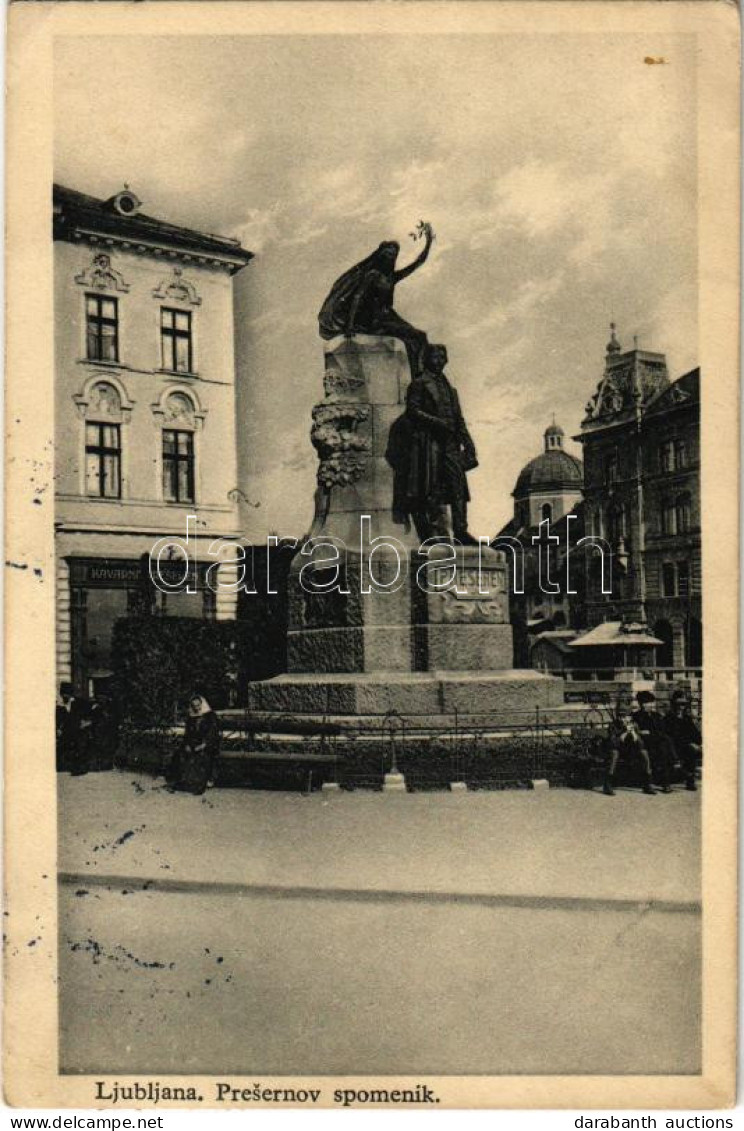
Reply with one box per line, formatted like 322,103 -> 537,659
117,691 -> 702,793
537,666 -> 703,682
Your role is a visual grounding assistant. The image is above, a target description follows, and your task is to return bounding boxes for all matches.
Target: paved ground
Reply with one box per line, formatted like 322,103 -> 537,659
58,772 -> 701,1076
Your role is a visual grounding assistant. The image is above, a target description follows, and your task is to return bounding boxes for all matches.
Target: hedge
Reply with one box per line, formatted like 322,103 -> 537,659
111,616 -> 286,725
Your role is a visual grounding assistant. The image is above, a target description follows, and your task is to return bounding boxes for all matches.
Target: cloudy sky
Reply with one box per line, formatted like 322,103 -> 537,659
55,33 -> 697,537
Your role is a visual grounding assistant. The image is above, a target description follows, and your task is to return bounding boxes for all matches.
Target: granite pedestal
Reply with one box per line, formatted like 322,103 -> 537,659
247,335 -> 562,740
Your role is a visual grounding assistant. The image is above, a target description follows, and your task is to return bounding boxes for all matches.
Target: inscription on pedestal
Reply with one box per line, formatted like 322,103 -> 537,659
427,566 -> 508,624
322,369 -> 366,400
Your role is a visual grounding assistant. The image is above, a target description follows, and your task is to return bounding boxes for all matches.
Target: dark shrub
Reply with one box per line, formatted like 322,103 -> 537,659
111,617 -> 284,724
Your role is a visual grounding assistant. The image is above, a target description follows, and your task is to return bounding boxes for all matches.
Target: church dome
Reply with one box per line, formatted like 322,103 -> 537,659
513,449 -> 583,498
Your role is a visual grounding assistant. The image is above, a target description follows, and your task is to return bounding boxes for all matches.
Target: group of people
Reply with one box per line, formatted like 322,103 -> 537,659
60,674 -> 699,801
56,682 -> 120,776
603,689 -> 702,797
58,682 -> 220,797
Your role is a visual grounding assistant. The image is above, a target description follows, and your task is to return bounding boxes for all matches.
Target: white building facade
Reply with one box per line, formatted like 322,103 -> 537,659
54,185 -> 253,695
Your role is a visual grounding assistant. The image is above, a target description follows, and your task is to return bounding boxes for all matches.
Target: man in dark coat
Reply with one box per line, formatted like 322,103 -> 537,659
603,700 -> 657,796
56,682 -> 91,776
386,343 -> 478,543
90,690 -> 120,771
56,683 -> 75,772
664,689 -> 702,791
632,690 -> 674,792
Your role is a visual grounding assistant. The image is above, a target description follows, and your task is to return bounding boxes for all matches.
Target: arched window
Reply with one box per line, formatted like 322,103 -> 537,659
87,381 -> 122,421
84,382 -> 122,498
164,391 -> 196,428
675,493 -> 691,534
541,502 -> 553,523
161,392 -> 196,503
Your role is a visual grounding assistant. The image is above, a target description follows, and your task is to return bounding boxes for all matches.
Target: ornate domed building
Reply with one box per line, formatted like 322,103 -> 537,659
512,422 -> 583,530
495,422 -> 585,665
576,325 -> 701,670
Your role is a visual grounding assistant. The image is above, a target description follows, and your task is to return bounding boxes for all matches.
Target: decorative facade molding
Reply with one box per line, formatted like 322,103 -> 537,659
74,252 -> 130,293
152,266 -> 202,307
73,373 -> 135,423
70,230 -> 240,272
151,385 -> 206,430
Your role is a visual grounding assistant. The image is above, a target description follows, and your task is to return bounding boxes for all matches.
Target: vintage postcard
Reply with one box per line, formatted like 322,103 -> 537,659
4,0 -> 739,1111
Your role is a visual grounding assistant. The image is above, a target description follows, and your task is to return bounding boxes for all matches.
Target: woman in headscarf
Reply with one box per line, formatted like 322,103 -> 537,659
318,223 -> 435,377
167,693 -> 221,796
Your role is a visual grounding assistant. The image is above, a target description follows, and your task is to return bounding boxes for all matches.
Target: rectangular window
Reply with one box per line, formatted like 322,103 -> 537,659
609,505 -> 626,544
86,295 -> 119,362
677,561 -> 690,597
661,500 -> 677,536
676,494 -> 691,533
162,429 -> 195,503
85,423 -> 121,498
161,308 -> 193,373
604,450 -> 618,485
662,562 -> 676,598
674,439 -> 687,470
661,440 -> 678,473
161,590 -> 205,619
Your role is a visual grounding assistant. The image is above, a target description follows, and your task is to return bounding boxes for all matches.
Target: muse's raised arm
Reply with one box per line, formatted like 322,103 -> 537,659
394,223 -> 434,283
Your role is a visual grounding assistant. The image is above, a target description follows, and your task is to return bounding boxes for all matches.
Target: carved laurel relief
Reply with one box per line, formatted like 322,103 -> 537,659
310,403 -> 371,488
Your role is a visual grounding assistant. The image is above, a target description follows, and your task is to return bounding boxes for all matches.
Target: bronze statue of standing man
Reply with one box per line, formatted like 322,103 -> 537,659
387,344 -> 479,543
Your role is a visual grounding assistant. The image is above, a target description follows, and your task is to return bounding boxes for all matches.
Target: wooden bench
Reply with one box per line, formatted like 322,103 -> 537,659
216,716 -> 342,791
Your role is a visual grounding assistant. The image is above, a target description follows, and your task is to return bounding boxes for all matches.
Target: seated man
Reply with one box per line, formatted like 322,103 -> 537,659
632,690 -> 675,793
664,689 -> 702,792
603,700 -> 657,796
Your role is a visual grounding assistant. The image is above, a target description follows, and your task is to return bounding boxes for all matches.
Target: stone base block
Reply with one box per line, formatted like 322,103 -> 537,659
246,669 -> 563,723
438,671 -> 565,714
248,671 -> 442,716
416,625 -> 514,671
287,626 -> 414,674
383,772 -> 407,792
287,623 -> 514,674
